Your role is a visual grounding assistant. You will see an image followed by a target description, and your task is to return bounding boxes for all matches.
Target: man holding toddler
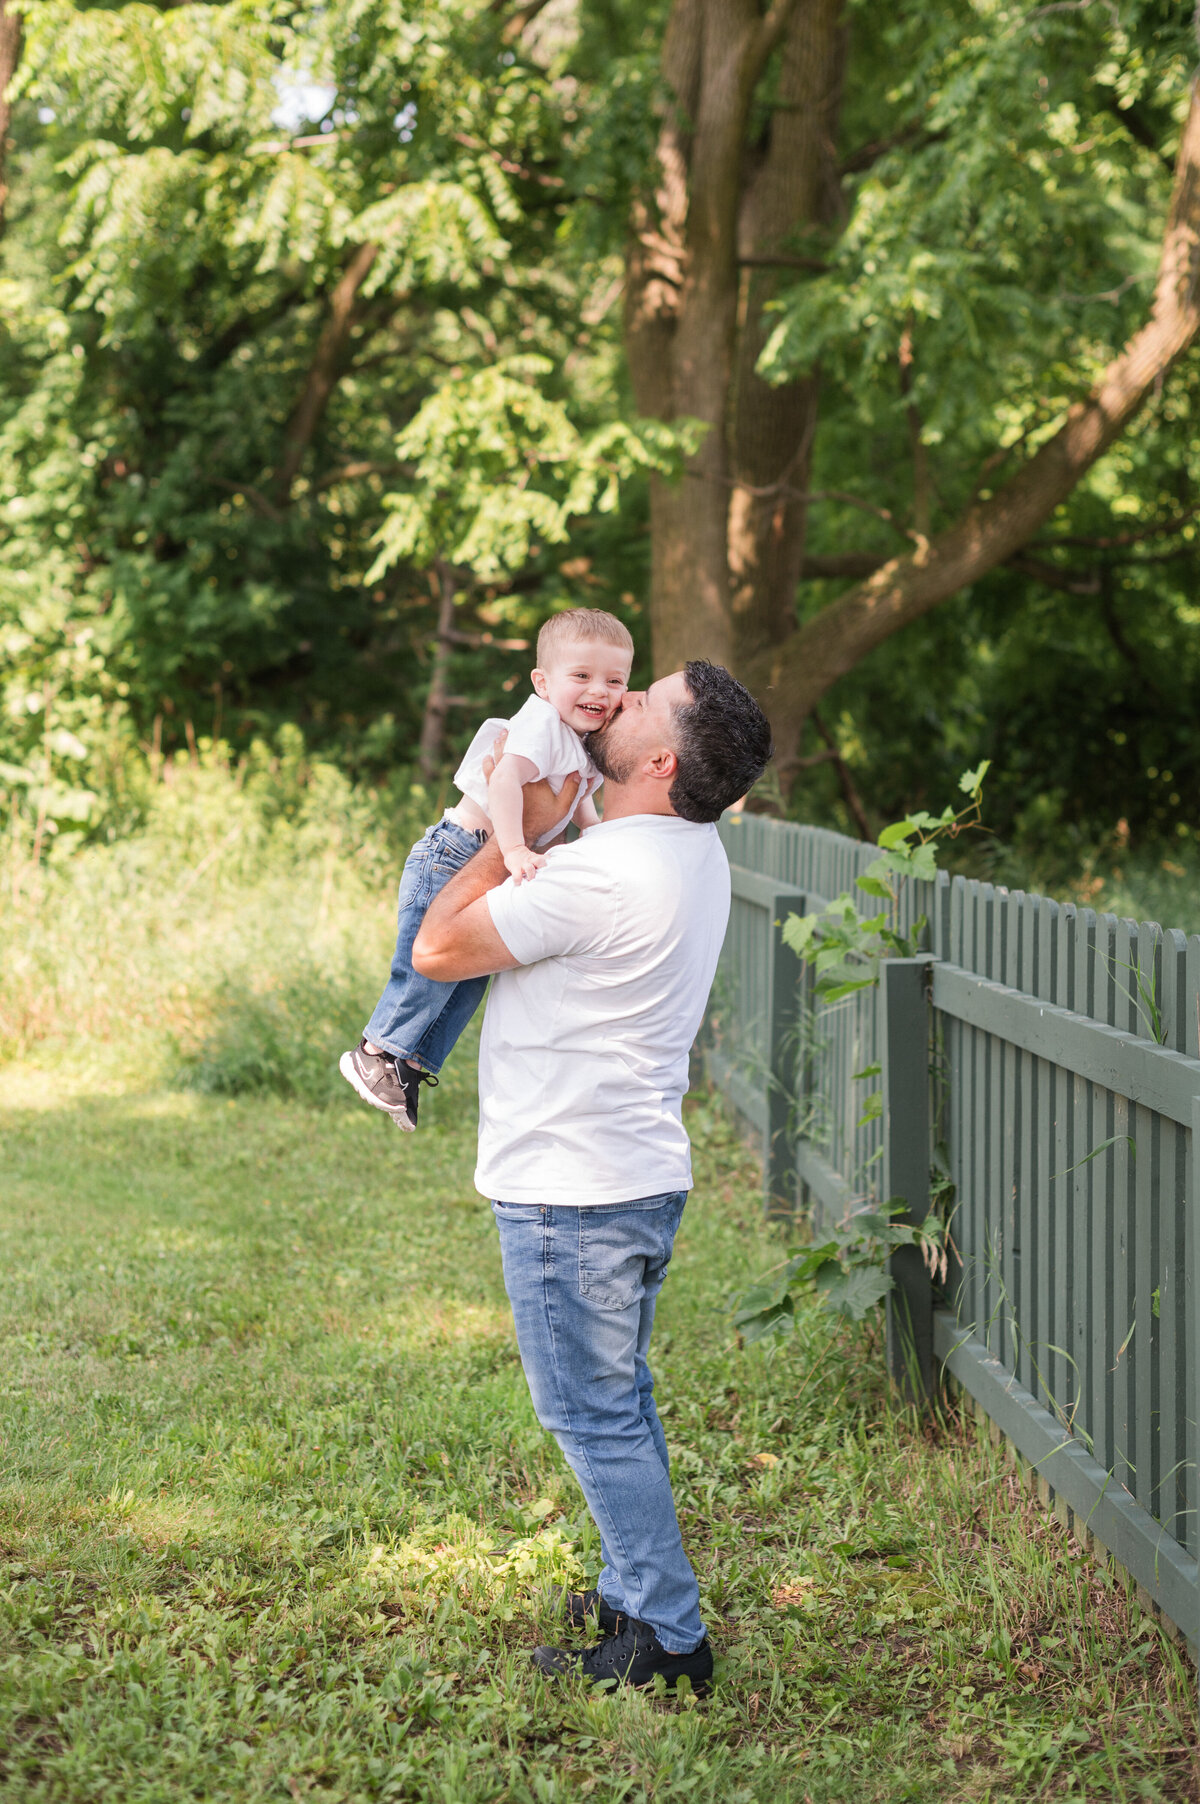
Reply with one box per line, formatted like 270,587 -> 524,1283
414,659 -> 772,1695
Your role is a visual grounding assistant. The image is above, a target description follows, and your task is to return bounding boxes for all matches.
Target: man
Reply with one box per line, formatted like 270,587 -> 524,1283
413,660 -> 773,1693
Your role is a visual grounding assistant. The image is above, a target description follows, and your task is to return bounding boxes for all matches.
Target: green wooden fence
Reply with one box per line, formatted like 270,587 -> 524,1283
706,810 -> 1200,1651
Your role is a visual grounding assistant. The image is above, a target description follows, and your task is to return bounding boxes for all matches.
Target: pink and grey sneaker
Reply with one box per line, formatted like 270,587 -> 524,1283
338,1040 -> 438,1130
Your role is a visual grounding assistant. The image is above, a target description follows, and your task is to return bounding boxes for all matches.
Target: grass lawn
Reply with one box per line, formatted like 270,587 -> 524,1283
1,1054 -> 1196,1803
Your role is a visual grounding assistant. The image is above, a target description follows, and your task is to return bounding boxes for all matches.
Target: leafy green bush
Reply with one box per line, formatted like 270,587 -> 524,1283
176,967 -> 374,1107
0,731 -> 437,1082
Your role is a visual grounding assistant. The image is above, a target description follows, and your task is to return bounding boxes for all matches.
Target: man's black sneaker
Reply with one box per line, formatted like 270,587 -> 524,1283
532,1615 -> 712,1695
562,1588 -> 624,1634
338,1041 -> 437,1130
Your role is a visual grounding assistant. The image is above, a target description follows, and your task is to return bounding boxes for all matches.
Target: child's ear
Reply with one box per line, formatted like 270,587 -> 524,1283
531,668 -> 550,700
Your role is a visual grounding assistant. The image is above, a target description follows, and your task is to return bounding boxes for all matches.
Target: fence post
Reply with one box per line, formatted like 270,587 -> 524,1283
881,956 -> 934,1402
763,891 -> 805,1222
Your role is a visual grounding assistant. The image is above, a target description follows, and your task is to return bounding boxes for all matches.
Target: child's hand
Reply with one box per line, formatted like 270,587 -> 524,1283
503,846 -> 547,885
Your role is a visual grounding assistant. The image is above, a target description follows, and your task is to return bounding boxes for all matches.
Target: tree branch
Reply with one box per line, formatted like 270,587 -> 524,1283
812,709 -> 872,839
0,0 -> 22,238
1033,502 -> 1200,549
745,79 -> 1200,775
451,130 -> 564,188
212,478 -> 286,523
737,252 -> 828,270
488,0 -> 554,43
799,552 -> 890,579
754,0 -> 804,69
312,459 -> 414,492
271,242 -> 380,503
839,120 -> 936,177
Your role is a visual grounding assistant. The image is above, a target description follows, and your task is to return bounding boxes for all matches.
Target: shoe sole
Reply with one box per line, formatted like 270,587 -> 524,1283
532,1652 -> 712,1697
338,1051 -> 415,1130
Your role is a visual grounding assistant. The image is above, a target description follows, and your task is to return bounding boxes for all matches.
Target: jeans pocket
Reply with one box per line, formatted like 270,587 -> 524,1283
431,825 -> 485,881
578,1207 -> 668,1311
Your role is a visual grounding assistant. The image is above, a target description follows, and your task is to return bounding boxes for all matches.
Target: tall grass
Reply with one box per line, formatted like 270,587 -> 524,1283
0,732 -> 438,1101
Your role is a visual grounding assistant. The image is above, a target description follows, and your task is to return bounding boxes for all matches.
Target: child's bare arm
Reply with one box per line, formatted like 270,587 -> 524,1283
488,753 -> 545,883
575,794 -> 601,830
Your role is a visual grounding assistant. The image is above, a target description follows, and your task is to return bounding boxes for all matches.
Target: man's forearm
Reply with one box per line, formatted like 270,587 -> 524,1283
411,768 -> 581,981
411,839 -> 516,980
425,837 -> 509,931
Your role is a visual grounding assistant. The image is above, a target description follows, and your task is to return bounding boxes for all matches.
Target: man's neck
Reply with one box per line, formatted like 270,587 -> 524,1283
597,780 -> 678,822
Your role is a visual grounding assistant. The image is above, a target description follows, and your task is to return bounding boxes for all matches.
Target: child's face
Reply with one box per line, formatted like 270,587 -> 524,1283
532,639 -> 632,736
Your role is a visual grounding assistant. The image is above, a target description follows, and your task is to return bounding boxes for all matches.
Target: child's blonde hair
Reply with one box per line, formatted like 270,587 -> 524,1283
535,608 -> 634,669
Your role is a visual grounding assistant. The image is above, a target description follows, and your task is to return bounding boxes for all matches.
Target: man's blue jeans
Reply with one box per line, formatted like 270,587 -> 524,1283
363,818 -> 489,1075
491,1191 -> 704,1653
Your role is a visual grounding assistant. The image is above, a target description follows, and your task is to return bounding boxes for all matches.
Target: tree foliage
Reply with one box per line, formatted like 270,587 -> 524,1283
0,0 -> 1197,868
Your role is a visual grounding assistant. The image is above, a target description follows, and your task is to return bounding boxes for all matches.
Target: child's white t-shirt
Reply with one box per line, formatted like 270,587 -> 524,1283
453,695 -> 602,849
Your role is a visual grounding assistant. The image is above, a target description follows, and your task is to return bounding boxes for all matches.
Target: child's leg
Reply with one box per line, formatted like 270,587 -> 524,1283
361,819 -> 487,1064
405,970 -> 489,1075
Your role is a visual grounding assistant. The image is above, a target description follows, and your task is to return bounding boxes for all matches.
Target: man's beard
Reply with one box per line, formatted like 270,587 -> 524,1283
584,717 -> 638,785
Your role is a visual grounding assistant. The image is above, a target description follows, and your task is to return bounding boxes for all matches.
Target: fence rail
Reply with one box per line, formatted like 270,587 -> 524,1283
706,810 -> 1200,1651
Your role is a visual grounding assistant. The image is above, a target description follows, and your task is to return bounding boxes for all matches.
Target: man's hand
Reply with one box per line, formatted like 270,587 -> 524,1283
482,731 -> 582,848
522,770 -> 582,845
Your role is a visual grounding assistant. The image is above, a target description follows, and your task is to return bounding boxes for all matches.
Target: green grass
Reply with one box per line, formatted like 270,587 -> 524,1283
1,1062 -> 1196,1803
1,754 -> 1197,1799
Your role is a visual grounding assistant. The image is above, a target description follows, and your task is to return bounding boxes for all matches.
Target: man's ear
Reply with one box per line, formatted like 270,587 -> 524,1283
645,746 -> 678,782
530,667 -> 550,701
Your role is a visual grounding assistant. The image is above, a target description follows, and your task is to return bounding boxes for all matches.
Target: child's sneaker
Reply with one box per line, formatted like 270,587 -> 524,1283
339,1040 -> 437,1130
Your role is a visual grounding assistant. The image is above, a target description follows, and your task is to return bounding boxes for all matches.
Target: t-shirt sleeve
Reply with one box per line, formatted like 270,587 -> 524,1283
501,702 -> 575,782
486,848 -> 616,965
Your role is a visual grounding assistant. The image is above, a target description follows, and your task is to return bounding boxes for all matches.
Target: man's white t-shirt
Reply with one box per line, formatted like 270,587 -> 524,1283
453,695 -> 602,849
476,814 -> 731,1206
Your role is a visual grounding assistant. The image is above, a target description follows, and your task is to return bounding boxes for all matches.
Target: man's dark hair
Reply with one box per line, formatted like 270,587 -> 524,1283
669,661 -> 774,823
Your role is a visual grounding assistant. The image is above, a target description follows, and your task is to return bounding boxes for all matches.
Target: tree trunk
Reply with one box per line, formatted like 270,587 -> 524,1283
728,0 -> 844,668
418,561 -> 458,784
0,0 -> 22,239
630,6 -> 1200,797
625,0 -> 807,676
746,79 -> 1200,783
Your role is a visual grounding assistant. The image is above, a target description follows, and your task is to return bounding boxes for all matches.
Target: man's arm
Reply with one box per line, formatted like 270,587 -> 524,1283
412,772 -> 581,982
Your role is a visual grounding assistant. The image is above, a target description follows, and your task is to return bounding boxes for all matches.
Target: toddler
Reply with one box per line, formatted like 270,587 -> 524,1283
339,607 -> 633,1129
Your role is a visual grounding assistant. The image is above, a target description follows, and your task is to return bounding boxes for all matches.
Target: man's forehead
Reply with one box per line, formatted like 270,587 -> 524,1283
648,670 -> 691,708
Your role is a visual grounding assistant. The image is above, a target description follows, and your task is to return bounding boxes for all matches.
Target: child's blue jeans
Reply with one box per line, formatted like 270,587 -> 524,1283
363,817 -> 489,1075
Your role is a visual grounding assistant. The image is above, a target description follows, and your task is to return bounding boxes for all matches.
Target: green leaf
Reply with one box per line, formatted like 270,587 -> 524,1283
958,760 -> 991,795
783,1244 -> 840,1284
907,843 -> 938,882
820,974 -> 880,1004
780,912 -> 818,956
851,1062 -> 881,1081
740,1302 -> 796,1345
856,1092 -> 883,1127
855,875 -> 892,899
817,1266 -> 894,1322
731,1284 -> 786,1325
877,820 -> 919,850
841,1209 -> 894,1236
